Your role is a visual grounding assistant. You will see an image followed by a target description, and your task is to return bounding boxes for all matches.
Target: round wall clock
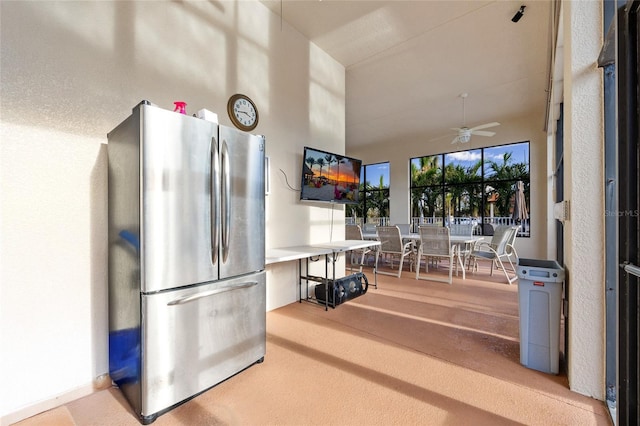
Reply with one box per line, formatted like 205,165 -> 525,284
227,94 -> 259,131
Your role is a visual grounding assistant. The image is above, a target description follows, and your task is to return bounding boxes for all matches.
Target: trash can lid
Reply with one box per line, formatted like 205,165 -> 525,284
517,258 -> 565,282
517,258 -> 563,270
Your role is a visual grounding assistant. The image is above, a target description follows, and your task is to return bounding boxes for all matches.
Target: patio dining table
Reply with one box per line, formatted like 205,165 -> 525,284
363,230 -> 483,279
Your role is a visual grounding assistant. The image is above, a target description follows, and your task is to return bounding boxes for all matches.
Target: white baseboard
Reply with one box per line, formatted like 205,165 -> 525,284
1,375 -> 111,426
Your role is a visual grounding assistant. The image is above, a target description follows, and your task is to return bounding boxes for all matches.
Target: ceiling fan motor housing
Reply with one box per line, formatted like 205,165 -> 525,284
458,129 -> 472,143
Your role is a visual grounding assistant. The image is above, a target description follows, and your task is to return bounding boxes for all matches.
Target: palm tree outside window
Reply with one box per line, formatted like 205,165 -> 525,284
410,142 -> 530,237
356,162 -> 390,225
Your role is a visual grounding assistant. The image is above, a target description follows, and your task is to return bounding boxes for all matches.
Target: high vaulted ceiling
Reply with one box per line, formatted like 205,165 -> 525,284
261,0 -> 553,149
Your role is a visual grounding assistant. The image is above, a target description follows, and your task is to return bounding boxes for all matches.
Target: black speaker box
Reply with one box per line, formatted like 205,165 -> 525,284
314,272 -> 368,307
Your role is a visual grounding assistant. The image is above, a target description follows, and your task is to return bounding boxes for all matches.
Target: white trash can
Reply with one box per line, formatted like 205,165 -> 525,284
516,258 -> 565,374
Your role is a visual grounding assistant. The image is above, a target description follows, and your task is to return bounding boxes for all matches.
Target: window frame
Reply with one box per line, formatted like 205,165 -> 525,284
409,141 -> 530,237
356,161 -> 390,223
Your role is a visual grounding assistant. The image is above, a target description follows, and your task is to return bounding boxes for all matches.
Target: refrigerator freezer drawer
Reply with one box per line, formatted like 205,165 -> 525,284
140,272 -> 266,418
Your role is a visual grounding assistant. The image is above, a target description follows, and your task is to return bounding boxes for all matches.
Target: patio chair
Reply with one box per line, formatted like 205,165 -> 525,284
467,225 -> 520,284
414,223 -> 440,265
415,226 -> 462,284
481,223 -> 495,236
345,224 -> 372,272
393,223 -> 412,234
449,223 -> 476,267
393,222 -> 416,248
362,223 -> 378,235
375,226 -> 415,278
449,223 -> 476,237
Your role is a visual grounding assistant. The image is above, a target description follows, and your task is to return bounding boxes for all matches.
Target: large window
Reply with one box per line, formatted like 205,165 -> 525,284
410,142 -> 530,236
354,162 -> 390,224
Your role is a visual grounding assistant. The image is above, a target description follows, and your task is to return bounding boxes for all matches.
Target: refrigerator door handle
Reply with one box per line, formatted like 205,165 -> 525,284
221,140 -> 231,263
211,136 -> 220,265
166,281 -> 259,305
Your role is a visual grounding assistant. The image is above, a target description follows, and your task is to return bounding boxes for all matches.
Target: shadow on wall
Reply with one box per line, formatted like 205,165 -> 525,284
90,143 -> 109,382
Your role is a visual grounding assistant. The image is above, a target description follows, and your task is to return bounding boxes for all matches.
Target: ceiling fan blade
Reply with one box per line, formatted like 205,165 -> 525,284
469,122 -> 500,131
428,132 -> 454,142
450,127 -> 464,131
471,130 -> 496,137
450,136 -> 460,144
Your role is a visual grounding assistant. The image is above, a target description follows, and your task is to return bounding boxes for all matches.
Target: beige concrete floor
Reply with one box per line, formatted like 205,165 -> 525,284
14,262 -> 611,425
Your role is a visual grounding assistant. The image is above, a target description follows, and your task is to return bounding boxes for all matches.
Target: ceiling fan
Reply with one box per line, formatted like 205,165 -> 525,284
449,93 -> 500,144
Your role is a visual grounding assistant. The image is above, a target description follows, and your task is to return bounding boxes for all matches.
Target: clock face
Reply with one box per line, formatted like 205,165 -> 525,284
227,94 -> 258,131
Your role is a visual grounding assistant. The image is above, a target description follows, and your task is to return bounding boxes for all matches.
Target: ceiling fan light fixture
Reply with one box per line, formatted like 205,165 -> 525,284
511,5 -> 526,23
458,129 -> 471,143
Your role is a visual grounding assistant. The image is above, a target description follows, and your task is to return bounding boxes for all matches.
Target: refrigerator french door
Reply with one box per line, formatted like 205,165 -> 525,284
108,101 -> 266,424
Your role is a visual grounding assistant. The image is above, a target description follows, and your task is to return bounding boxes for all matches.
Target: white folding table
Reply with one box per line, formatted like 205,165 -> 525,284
267,240 -> 381,310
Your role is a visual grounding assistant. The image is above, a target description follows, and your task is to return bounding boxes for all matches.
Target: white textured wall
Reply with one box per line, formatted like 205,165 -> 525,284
0,1 -> 344,422
562,1 -> 605,399
348,113 -> 548,260
264,40 -> 346,311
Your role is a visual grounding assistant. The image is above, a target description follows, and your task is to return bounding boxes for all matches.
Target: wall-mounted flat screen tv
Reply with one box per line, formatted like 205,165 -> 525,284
300,146 -> 362,205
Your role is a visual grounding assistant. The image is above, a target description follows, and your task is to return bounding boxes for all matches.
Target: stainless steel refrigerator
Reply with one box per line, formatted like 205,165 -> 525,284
107,101 -> 266,424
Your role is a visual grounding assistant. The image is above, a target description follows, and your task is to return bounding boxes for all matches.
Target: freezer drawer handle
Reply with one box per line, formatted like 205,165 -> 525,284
166,281 -> 258,306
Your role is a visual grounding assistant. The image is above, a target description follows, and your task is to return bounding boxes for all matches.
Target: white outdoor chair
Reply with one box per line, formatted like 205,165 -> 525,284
468,225 -> 520,284
449,223 -> 476,237
375,226 -> 415,278
393,223 -> 412,235
345,224 -> 372,272
449,223 -> 476,267
393,222 -> 415,248
415,223 -> 442,266
415,226 -> 462,284
362,223 -> 378,234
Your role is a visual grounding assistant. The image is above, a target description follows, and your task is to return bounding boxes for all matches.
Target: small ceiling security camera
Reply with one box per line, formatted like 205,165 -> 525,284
512,5 -> 526,23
